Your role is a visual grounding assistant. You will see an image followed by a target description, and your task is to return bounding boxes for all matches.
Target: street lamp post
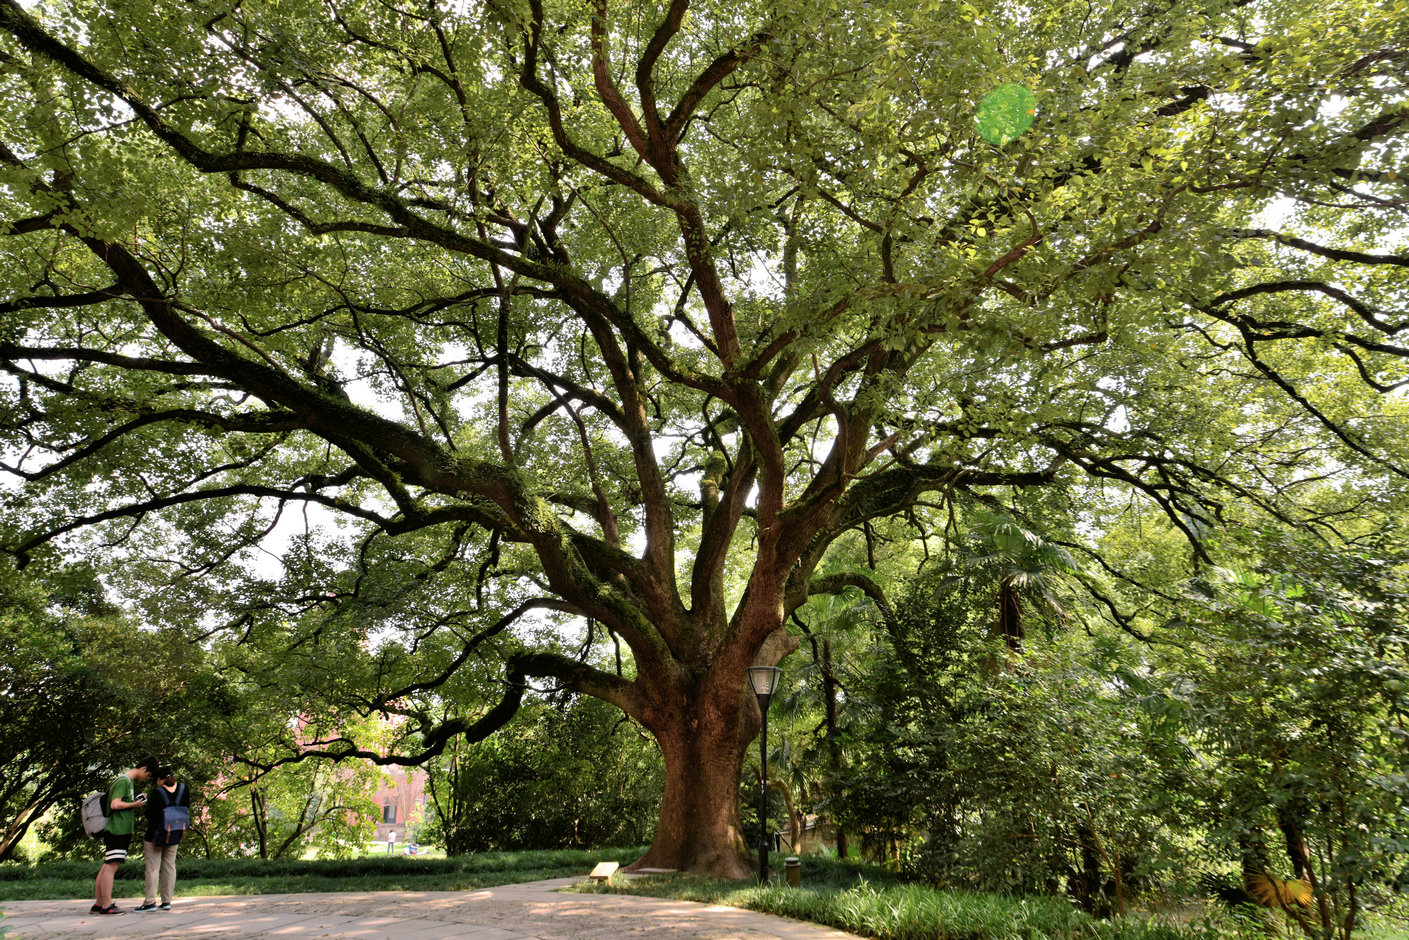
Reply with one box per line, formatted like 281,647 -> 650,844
748,665 -> 783,885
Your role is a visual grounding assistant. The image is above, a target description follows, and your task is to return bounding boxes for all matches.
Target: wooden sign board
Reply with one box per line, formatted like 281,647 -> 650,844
588,861 -> 620,882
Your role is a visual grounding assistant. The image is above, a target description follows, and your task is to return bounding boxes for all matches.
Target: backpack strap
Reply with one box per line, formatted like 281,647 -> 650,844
103,774 -> 125,813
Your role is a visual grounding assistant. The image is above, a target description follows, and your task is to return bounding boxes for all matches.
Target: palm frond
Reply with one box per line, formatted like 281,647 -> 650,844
1244,871 -> 1314,909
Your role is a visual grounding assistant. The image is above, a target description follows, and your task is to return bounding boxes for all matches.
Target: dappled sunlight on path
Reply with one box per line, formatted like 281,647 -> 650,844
0,877 -> 863,940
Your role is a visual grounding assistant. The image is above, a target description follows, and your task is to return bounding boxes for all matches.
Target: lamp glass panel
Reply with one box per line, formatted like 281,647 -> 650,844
748,666 -> 781,696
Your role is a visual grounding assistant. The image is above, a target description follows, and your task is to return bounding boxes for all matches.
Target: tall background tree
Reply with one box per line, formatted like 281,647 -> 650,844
1,0 -> 1405,876
0,554 -> 230,860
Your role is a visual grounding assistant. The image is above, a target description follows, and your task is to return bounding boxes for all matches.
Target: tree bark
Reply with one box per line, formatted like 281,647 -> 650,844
629,681 -> 760,879
998,579 -> 1024,652
0,801 -> 39,860
251,789 -> 268,860
1278,809 -> 1330,935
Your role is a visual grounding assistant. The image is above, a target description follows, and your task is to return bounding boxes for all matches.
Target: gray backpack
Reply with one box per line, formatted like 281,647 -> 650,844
80,790 -> 108,837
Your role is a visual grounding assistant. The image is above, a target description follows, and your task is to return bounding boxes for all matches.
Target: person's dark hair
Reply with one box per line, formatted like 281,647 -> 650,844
154,766 -> 176,785
135,755 -> 160,775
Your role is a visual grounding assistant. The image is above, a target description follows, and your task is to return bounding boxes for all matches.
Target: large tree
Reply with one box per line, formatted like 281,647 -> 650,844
1,0 -> 1405,876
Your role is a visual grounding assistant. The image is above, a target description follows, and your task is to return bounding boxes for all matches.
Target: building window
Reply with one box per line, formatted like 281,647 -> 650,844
382,803 -> 397,824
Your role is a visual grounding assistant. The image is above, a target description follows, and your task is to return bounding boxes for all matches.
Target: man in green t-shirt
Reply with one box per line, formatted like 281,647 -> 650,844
91,756 -> 157,916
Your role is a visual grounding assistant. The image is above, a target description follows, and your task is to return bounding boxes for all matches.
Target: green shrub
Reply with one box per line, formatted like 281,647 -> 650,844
581,858 -> 1233,940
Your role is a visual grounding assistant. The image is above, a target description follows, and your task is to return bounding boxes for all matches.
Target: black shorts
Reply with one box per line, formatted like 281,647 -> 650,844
102,832 -> 129,864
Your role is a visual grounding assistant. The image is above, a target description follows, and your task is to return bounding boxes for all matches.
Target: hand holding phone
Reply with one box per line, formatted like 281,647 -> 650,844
135,794 -> 147,803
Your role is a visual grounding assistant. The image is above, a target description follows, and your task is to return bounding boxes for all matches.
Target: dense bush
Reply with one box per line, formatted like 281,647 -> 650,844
827,522 -> 1409,935
422,694 -> 663,854
831,555 -> 1182,914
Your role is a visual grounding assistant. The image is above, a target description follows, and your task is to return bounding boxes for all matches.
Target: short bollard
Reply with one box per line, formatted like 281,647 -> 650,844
784,857 -> 801,887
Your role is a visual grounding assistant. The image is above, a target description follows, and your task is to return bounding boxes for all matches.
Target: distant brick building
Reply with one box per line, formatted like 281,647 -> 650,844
370,766 -> 429,845
292,716 -> 432,847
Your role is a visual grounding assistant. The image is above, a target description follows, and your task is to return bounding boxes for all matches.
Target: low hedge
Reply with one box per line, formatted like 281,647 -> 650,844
0,847 -> 639,884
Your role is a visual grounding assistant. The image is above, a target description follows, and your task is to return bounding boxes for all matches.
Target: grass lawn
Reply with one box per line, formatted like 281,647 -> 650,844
575,858 -> 1294,940
0,848 -> 639,903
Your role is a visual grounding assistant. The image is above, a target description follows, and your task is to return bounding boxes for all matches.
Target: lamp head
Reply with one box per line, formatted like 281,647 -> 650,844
748,665 -> 783,707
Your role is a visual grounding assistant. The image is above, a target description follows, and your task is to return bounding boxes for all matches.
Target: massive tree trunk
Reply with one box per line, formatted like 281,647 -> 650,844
629,670 -> 763,878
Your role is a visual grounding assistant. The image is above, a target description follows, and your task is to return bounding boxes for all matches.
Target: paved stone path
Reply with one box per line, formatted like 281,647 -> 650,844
0,877 -> 863,940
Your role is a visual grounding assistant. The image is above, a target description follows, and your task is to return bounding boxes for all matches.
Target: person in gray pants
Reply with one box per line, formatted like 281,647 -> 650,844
134,767 -> 191,912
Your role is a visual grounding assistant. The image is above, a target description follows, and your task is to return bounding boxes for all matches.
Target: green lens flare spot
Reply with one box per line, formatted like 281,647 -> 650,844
976,84 -> 1037,146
